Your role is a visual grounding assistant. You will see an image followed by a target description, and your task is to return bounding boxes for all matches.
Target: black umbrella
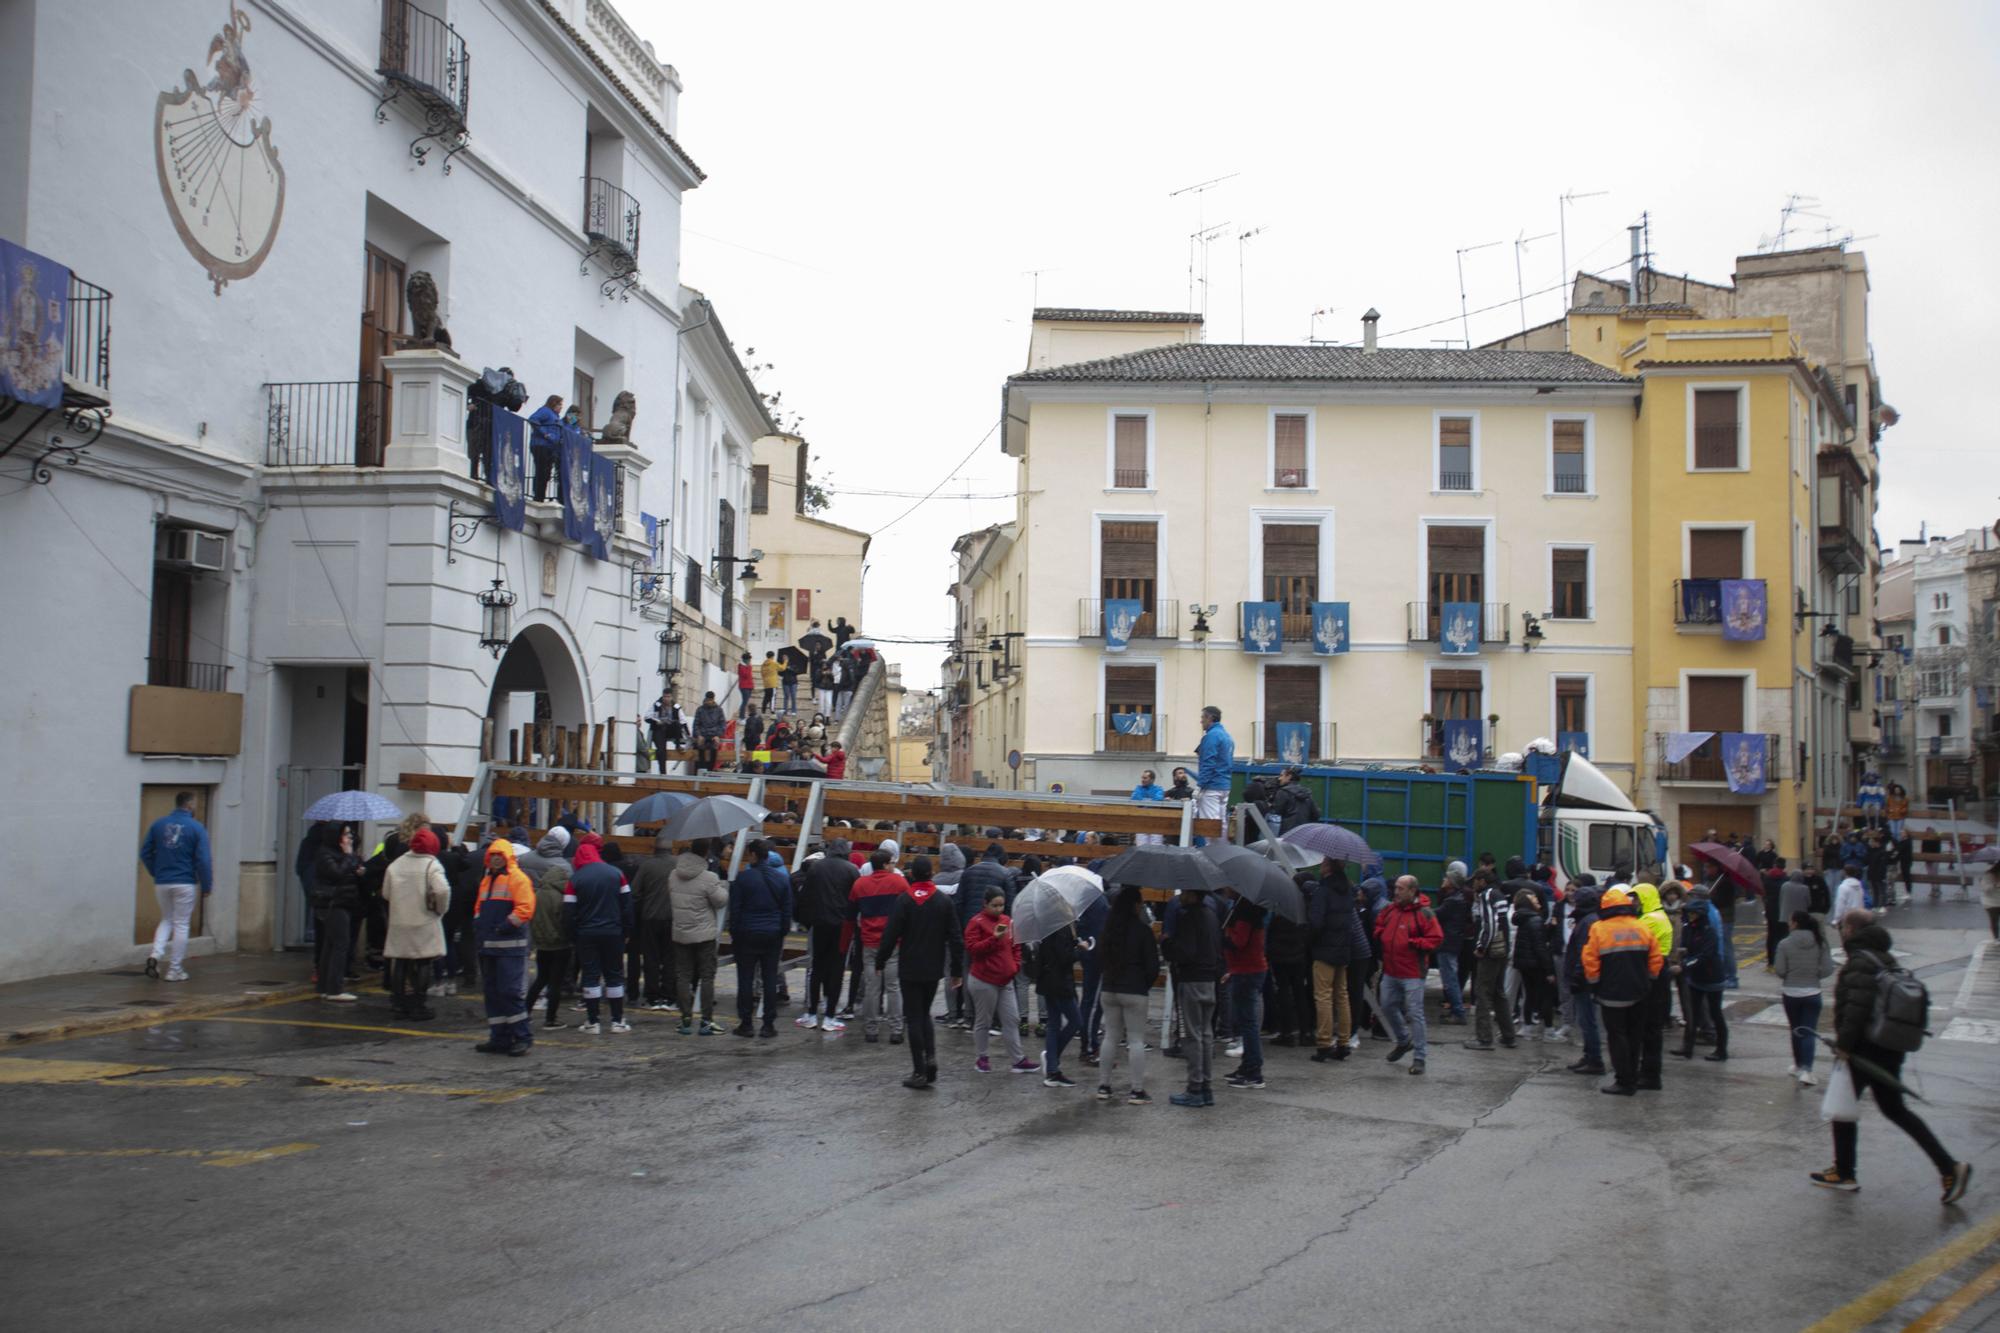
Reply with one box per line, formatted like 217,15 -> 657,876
1098,843 -> 1234,894
1201,843 -> 1307,922
767,759 -> 827,777
798,629 -> 832,657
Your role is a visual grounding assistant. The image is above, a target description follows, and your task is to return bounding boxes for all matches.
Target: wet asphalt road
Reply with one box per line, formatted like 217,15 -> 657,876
3,903 -> 1999,1332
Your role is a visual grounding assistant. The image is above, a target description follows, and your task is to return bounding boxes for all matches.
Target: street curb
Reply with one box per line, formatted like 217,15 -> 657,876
3,982 -> 317,1048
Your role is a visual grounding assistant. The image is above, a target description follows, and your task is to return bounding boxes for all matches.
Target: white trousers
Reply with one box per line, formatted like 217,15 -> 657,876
151,883 -> 198,968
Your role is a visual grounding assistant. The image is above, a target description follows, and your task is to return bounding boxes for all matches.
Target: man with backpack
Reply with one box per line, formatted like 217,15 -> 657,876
1811,909 -> 1971,1203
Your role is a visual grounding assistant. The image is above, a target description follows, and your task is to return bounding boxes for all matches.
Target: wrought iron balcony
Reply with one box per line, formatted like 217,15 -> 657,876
1097,711 -> 1166,754
1672,577 -> 1767,630
1406,602 -> 1509,645
583,177 -> 642,297
1251,721 -> 1336,764
264,380 -> 388,467
1551,471 -> 1588,494
377,0 -> 471,172
64,273 -> 112,406
147,657 -> 232,693
1655,731 -> 1780,784
1080,598 -> 1179,641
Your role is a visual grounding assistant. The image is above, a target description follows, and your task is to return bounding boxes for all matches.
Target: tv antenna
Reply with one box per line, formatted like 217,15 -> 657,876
1558,188 -> 1607,349
1306,305 -> 1342,344
1237,225 -> 1267,343
1769,194 -> 1822,251
1022,267 -> 1059,308
1455,238 -> 1504,347
1513,229 -> 1555,338
1190,221 -> 1232,331
1170,172 -> 1239,323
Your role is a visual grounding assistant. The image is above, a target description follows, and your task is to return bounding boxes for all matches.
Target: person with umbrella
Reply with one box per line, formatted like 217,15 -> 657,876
1306,862 -> 1369,1062
728,839 -> 793,1039
1374,877 -> 1443,1075
312,824 -> 364,1003
1095,885 -> 1160,1105
1812,909 -> 1972,1203
1165,886 -> 1223,1108
1033,912 -> 1086,1088
876,855 -> 956,1089
472,838 -> 537,1055
964,887 -> 1040,1075
1221,893 -> 1271,1089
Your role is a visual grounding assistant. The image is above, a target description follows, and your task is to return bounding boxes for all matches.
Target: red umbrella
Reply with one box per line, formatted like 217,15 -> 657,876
1690,841 -> 1760,892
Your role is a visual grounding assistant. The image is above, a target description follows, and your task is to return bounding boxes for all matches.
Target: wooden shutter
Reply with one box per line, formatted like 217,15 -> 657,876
1431,670 -> 1483,718
751,464 -> 770,514
1439,417 -> 1472,449
1686,675 -> 1744,732
1262,523 -> 1318,634
1552,547 -> 1589,617
1556,677 -> 1588,732
1113,415 -> 1148,486
1428,525 -> 1483,574
1552,419 -> 1586,455
1273,414 -> 1308,485
1101,521 -> 1157,632
572,369 -> 596,433
1688,529 -> 1744,580
1106,665 -> 1155,709
1693,389 -> 1739,467
1263,664 -> 1319,757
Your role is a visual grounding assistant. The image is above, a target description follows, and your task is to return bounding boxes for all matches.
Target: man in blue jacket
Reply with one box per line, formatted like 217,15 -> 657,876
139,792 -> 213,982
1194,706 -> 1234,843
527,394 -> 564,501
729,840 -> 794,1038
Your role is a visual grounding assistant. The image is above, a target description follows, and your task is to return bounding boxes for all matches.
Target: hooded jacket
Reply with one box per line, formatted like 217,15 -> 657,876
1510,899 -> 1554,977
1777,874 -> 1814,926
1680,896 -> 1725,990
565,839 -> 632,939
1833,922 -> 1898,1052
1772,923 -> 1835,991
1099,900 -> 1161,994
1162,892 -> 1223,983
876,882 -> 959,983
693,701 -> 727,740
1434,888 -> 1472,949
382,836 -> 450,960
514,829 -> 571,886
140,808 -> 214,893
965,909 -> 1023,986
474,840 -> 536,952
1472,883 -> 1512,958
1562,895 -> 1601,993
849,867 -> 911,951
1374,898 -> 1443,980
1307,878 -> 1372,966
530,865 -> 570,951
1033,925 -> 1080,1000
1581,890 -> 1661,1006
313,843 -> 364,913
958,853 -> 1016,931
1633,884 -> 1674,958
668,852 -> 728,943
795,851 -> 860,929
935,843 -> 968,889
1268,781 -> 1321,833
728,859 -> 794,938
630,851 -> 678,924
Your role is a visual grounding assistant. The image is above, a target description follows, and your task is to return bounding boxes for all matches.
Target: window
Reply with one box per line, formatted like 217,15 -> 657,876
716,500 -> 736,632
1100,520 -> 1158,637
1934,592 -> 1950,611
1692,387 -> 1742,469
1262,522 -> 1319,641
1939,713 -> 1953,738
572,369 -> 596,433
1272,412 -> 1310,488
1425,525 -> 1484,638
750,464 -> 770,514
1110,413 -> 1150,489
1938,625 -> 1952,646
1688,528 -> 1746,580
1681,674 -> 1746,780
1428,668 -> 1482,755
1551,417 -> 1589,494
1263,664 -> 1319,759
1103,664 -> 1157,752
1551,547 -> 1591,619
1436,415 -> 1475,491
1587,825 -> 1636,876
1556,676 -> 1589,734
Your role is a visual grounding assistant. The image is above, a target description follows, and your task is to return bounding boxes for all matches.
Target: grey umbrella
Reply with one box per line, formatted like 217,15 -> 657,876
657,794 -> 771,843
1279,822 -> 1376,865
615,791 -> 697,827
1010,866 -> 1106,945
1098,843 -> 1235,894
1250,838 -> 1326,872
301,790 -> 405,823
1201,844 -> 1307,922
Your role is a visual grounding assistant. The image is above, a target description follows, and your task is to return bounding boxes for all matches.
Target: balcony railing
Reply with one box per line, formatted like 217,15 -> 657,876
1693,422 -> 1741,469
1407,602 -> 1509,645
1927,735 -> 1972,758
1251,721 -> 1336,764
147,657 -> 231,693
378,0 -> 470,168
1672,577 -> 1767,628
1111,468 -> 1150,489
1437,470 -> 1474,491
264,380 -> 388,467
1080,598 -> 1180,640
64,273 -> 112,405
1097,711 -> 1166,754
584,178 -> 642,260
1656,731 -> 1780,783
1551,471 -> 1588,494
1235,601 -> 1318,647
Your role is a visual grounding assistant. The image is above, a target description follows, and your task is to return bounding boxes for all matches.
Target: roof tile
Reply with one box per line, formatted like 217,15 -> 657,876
1011,343 -> 1633,385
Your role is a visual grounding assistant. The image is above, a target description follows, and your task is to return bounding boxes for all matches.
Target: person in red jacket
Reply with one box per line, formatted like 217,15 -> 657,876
964,887 -> 1040,1074
824,742 -> 848,780
1223,896 -> 1271,1090
848,848 -> 910,1043
1374,875 -> 1443,1074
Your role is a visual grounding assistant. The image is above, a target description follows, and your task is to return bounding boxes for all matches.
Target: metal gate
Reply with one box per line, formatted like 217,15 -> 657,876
275,764 -> 364,950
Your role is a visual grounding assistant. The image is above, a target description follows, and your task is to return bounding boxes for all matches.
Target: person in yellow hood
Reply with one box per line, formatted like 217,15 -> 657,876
1630,883 -> 1673,1090
474,839 -> 537,1056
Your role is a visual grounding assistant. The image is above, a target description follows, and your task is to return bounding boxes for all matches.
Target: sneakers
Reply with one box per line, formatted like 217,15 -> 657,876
1810,1167 -> 1860,1192
796,1014 -> 820,1030
1225,1072 -> 1266,1089
733,1023 -> 755,1038
975,1056 -> 992,1073
610,1021 -> 632,1034
699,1021 -> 722,1036
543,1020 -> 568,1031
1169,1089 -> 1206,1108
580,1022 -> 602,1034
647,1001 -> 672,1011
1346,1035 -> 1363,1050
321,992 -> 358,1003
144,956 -> 160,980
163,968 -> 190,983
901,1075 -> 930,1091
1546,1026 -> 1570,1042
1224,1040 -> 1245,1058
1463,1040 -> 1496,1051
821,1018 -> 847,1035
890,1033 -> 905,1045
1944,1162 -> 1973,1205
1094,1085 -> 1114,1101
1127,1090 -> 1152,1106
1043,1072 -> 1076,1088
1387,1042 -> 1413,1063
1798,1070 -> 1818,1087
676,1020 -> 692,1035
1787,1064 -> 1800,1077
1010,1058 -> 1042,1074
1409,1059 -> 1426,1075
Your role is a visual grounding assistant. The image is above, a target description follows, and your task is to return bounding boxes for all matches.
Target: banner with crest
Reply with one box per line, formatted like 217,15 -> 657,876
1103,598 -> 1143,652
1274,722 -> 1313,767
1720,579 -> 1766,641
560,424 -> 592,545
1241,601 -> 1282,654
586,453 -> 617,560
1440,602 -> 1482,656
1311,602 -> 1349,655
1724,732 -> 1767,794
490,408 -> 526,532
1440,718 -> 1483,769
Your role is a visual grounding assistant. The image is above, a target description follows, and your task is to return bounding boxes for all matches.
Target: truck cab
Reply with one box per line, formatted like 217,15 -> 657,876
1534,753 -> 1668,890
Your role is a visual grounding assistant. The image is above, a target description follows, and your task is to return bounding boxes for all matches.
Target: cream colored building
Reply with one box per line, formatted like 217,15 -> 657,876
744,432 -> 870,676
943,309 -> 1642,796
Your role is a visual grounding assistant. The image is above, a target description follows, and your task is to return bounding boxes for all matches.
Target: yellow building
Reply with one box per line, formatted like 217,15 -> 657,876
744,432 -> 870,688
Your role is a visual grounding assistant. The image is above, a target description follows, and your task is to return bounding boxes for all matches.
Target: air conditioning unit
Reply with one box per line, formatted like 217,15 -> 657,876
164,528 -> 228,572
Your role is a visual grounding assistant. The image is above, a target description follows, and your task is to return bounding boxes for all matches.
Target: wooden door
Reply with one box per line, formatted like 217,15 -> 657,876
358,244 -> 405,466
1262,523 -> 1318,641
1101,520 -> 1157,636
1427,526 -> 1484,637
572,369 -> 596,434
148,566 -> 192,685
135,786 -> 211,945
1263,664 -> 1319,759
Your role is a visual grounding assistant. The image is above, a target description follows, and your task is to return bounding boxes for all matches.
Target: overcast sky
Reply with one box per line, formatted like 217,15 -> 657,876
633,0 -> 2000,689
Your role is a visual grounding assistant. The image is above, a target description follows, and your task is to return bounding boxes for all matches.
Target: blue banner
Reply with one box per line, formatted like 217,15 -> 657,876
1680,578 -> 1721,625
1103,598 -> 1143,653
587,453 -> 617,560
1720,579 -> 1766,641
1311,601 -> 1350,655
1440,718 -> 1483,769
1274,722 -> 1313,766
1111,712 -> 1153,737
0,239 -> 68,409
1723,732 -> 1767,794
1558,730 -> 1590,758
1241,601 -> 1283,654
491,408 -> 526,533
1440,602 -> 1482,655
560,424 -> 592,545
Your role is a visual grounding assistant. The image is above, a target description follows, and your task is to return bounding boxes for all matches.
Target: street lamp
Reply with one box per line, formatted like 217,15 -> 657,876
656,625 -> 685,677
477,577 -> 516,658
1190,603 -> 1217,643
1521,612 -> 1545,650
713,547 -> 764,592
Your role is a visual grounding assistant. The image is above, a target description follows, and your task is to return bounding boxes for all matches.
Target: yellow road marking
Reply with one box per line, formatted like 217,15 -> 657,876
0,1057 -> 166,1083
8,984 -> 314,1048
1806,1211 -> 2000,1332
1903,1256 -> 2000,1332
203,1015 -> 580,1048
0,1142 -> 316,1168
304,1075 -> 541,1104
0,1056 -> 539,1101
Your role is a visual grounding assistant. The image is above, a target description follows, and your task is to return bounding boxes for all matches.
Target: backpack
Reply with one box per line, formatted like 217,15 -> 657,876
1862,950 -> 1930,1053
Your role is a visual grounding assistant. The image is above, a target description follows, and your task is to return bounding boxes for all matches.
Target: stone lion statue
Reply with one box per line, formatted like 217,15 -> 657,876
404,270 -> 452,351
599,390 -> 637,442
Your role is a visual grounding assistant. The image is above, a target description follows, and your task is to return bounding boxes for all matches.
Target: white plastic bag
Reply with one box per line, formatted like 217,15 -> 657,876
1820,1060 -> 1860,1123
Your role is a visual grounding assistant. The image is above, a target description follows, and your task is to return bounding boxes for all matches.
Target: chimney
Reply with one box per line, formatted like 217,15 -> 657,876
1627,225 -> 1644,304
1361,308 -> 1379,354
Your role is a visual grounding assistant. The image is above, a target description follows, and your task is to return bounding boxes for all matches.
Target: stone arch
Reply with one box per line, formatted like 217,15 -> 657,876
487,612 -> 592,753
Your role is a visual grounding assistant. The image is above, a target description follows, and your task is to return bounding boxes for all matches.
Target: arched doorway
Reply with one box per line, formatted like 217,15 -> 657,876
487,620 -> 589,764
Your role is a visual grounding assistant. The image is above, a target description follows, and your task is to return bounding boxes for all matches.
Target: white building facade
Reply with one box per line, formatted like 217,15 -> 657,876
0,0 -> 771,980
